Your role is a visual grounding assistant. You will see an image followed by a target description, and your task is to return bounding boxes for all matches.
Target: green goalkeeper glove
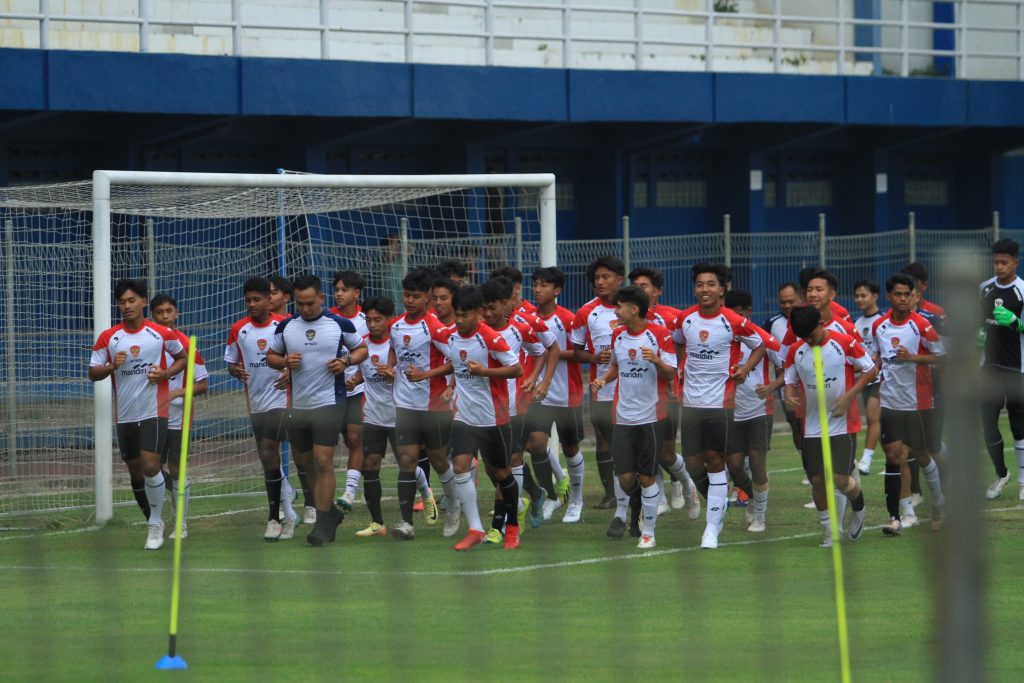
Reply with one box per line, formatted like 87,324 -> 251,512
993,305 -> 1024,332
977,327 -> 987,349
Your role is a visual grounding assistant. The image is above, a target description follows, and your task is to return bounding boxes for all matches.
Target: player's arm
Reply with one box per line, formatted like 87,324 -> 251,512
781,350 -> 801,411
150,345 -> 187,385
88,342 -> 124,382
266,348 -> 290,370
468,343 -> 522,379
532,343 -> 562,402
407,362 -> 453,381
346,369 -> 364,392
590,361 -> 618,391
832,349 -> 878,417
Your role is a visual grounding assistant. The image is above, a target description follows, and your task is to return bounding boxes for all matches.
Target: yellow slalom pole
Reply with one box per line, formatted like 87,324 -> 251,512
156,335 -> 197,671
812,344 -> 853,683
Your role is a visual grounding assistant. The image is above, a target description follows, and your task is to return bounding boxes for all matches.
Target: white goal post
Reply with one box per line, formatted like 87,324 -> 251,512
91,170 -> 559,524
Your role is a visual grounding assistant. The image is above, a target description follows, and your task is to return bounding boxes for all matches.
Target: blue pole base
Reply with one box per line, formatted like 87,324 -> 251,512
155,655 -> 189,670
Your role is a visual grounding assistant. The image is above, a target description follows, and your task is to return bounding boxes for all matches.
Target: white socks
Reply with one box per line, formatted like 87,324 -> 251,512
641,483 -> 660,535
899,496 -> 914,517
144,473 -> 165,525
454,471 -> 482,532
668,454 -> 691,483
438,463 -> 457,504
1015,439 -> 1024,484
549,447 -> 566,482
752,488 -> 769,520
344,468 -> 362,498
512,465 -> 525,499
613,477 -> 629,521
706,470 -> 728,529
415,466 -> 431,498
923,459 -> 945,507
834,489 -> 848,525
566,453 -> 585,504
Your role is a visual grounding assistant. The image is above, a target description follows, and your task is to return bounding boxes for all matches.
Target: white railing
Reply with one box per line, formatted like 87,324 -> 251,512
0,0 -> 1021,78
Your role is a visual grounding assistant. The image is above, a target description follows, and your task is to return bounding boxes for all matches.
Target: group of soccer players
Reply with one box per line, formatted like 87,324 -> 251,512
89,238 -> 1024,551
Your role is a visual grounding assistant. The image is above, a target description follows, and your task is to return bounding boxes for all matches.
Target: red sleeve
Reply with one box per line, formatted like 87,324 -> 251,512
912,313 -> 941,342
93,326 -> 116,352
725,309 -> 756,337
158,324 -> 178,341
658,329 -> 675,354
784,343 -> 799,368
842,333 -> 866,358
487,331 -> 511,352
226,319 -> 245,346
753,323 -> 781,352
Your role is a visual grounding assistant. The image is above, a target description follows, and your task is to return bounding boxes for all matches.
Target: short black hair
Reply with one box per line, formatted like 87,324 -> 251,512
490,266 -> 523,283
454,285 -> 485,312
532,266 -> 565,288
900,262 -> 928,284
585,255 -> 625,282
332,270 -> 365,291
269,276 -> 293,296
433,277 -> 458,296
993,239 -> 1020,258
481,276 -> 514,304
801,268 -> 838,292
150,293 -> 177,309
438,260 -> 469,279
854,279 -> 879,296
614,285 -> 650,318
114,278 -> 147,300
243,276 -> 271,297
885,273 -> 916,293
778,281 -> 801,294
724,289 -> 752,310
628,267 -> 664,291
692,262 -> 730,287
292,273 -> 322,294
363,296 -> 395,318
790,305 -> 821,340
402,268 -> 434,293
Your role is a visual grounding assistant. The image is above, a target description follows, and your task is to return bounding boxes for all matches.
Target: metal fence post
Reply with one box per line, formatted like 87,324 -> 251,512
485,0 -> 494,66
622,215 -> 631,276
514,216 -> 523,275
5,219 -> 16,477
320,0 -> 330,59
40,0 -> 50,49
818,213 -> 827,267
139,0 -> 150,52
723,213 -> 732,268
405,0 -> 414,62
232,0 -> 242,56
908,210 -> 916,262
399,217 -> 410,276
705,0 -> 715,72
146,218 -> 156,302
993,210 -> 1001,243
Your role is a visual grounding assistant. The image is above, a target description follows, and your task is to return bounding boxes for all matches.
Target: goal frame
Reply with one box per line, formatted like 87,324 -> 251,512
92,170 -> 558,524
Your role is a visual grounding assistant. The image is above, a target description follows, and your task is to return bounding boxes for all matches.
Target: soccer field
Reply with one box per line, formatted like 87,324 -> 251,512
2,441 -> 1023,683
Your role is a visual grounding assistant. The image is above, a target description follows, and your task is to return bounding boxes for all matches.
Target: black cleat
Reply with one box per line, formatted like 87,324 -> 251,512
628,510 -> 641,538
593,493 -> 617,509
326,505 -> 345,542
607,516 -> 626,540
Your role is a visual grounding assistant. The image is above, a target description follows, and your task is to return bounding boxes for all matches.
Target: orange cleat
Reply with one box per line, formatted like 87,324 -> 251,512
413,500 -> 425,512
503,524 -> 520,549
453,528 -> 486,551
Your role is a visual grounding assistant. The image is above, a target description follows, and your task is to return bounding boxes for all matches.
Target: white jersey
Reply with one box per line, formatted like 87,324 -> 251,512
609,323 -> 676,425
855,310 -> 884,385
330,305 -> 369,397
166,330 -> 209,430
493,318 -> 545,418
571,298 -> 620,402
225,314 -> 289,415
268,312 -> 364,410
872,311 -> 944,411
672,305 -> 763,409
91,320 -> 184,423
537,306 -> 584,408
360,336 -> 397,428
764,312 -> 789,356
445,324 -> 519,427
733,324 -> 782,422
390,313 -> 451,412
784,331 -> 875,437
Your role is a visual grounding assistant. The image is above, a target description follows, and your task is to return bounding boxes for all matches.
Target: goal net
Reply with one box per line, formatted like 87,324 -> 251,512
0,171 -> 556,522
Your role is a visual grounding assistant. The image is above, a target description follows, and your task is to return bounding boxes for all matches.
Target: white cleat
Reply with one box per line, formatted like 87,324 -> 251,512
671,481 -> 686,509
337,490 -> 356,511
169,525 -> 188,540
744,507 -> 754,525
657,497 -> 670,516
986,473 -> 1011,500
637,534 -> 656,549
391,521 -> 416,541
803,499 -> 817,509
302,505 -> 317,525
442,500 -> 462,538
856,457 -> 872,476
1019,485 -> 1024,502
280,516 -> 296,540
910,493 -> 924,508
700,525 -> 719,549
820,530 -> 833,548
747,517 -> 765,533
264,519 -> 283,541
687,482 -> 701,521
562,501 -> 583,523
541,497 -> 562,520
848,507 -> 866,541
801,477 -> 811,486
900,513 -> 919,529
144,522 -> 165,550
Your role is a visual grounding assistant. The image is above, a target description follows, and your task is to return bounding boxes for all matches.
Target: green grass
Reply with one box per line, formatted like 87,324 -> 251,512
2,441 -> 1023,683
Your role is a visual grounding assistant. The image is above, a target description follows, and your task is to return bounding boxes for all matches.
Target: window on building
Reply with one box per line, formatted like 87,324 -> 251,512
785,174 -> 833,207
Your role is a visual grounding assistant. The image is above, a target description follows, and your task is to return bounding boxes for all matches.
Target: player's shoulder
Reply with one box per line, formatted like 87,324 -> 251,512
229,316 -> 252,336
828,330 -> 860,353
476,322 -> 507,347
785,339 -> 805,364
763,311 -> 784,329
323,311 -> 357,332
830,300 -> 852,321
677,304 -> 700,322
97,322 -> 126,343
554,305 -> 575,324
872,311 -> 892,331
574,298 -> 600,319
144,320 -> 178,341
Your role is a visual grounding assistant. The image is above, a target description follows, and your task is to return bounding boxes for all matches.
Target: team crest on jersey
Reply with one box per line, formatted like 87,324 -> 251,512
257,338 -> 267,351
130,345 -> 140,357
628,348 -> 637,361
608,319 -> 622,329
891,337 -> 900,347
403,334 -> 411,347
995,298 -> 1004,308
459,349 -> 468,362
306,330 -> 316,341
699,330 -> 709,343
371,354 -> 379,364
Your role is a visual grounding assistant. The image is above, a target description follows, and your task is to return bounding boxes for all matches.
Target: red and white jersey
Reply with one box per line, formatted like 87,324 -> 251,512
672,306 -> 763,409
517,300 -> 537,316
784,331 -> 875,437
167,330 -> 209,429
494,318 -> 545,417
536,306 -> 583,408
919,299 -> 946,321
647,304 -> 682,399
872,312 -> 945,411
831,300 -> 853,323
610,323 -> 676,425
734,324 -> 782,422
225,314 -> 289,415
268,313 -> 364,410
360,336 -> 397,428
391,313 -> 452,411
781,311 -> 862,361
445,324 -> 519,427
91,320 -> 184,424
571,298 -> 621,402
330,305 -> 369,397
512,309 -> 556,414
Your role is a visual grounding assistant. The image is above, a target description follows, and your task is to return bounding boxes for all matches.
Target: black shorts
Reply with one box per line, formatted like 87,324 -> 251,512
395,407 -> 451,450
611,421 -> 663,477
510,414 -> 527,453
161,428 -> 182,465
981,365 -> 1024,442
862,383 -> 880,403
289,405 -> 346,452
679,406 -> 732,458
116,417 -> 167,462
664,401 -> 681,443
589,400 -> 615,442
524,404 -> 583,445
250,409 -> 288,444
363,423 -> 398,458
880,408 -> 931,452
726,415 -> 772,455
450,421 -> 513,470
341,395 -> 364,429
801,433 -> 857,478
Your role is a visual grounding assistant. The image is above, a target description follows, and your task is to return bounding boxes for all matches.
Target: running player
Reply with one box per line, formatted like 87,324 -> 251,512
798,266 -> 852,323
853,279 -> 884,475
872,273 -> 947,535
150,294 -> 210,540
525,266 -> 582,522
89,279 -> 187,550
591,286 -> 677,549
225,277 -> 297,540
432,277 -> 458,329
571,256 -> 626,514
783,305 -> 874,547
266,274 -> 367,546
329,271 -> 370,510
765,282 -> 806,482
673,263 -> 766,549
